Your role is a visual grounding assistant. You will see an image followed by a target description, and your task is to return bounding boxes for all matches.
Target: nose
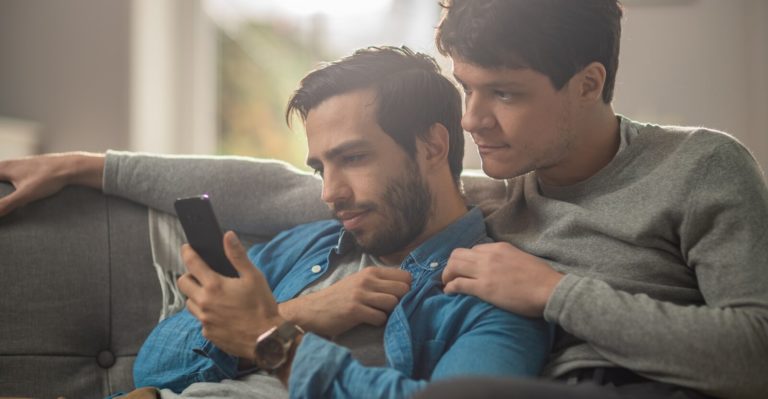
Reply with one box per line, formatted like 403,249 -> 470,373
320,167 -> 352,206
461,94 -> 495,133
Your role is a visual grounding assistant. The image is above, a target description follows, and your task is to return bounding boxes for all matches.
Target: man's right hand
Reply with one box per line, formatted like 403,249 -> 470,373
278,267 -> 412,338
0,152 -> 105,217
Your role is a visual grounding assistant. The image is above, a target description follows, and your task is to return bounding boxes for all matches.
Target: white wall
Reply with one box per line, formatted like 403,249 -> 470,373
0,0 -> 131,153
1,0 -> 765,172
615,0 -> 768,172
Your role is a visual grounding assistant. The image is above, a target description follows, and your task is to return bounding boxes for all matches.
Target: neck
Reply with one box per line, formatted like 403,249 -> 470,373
380,180 -> 467,265
538,105 -> 620,186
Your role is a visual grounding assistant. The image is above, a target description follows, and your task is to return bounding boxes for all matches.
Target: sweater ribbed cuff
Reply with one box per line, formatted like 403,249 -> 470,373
543,273 -> 582,323
102,149 -> 125,196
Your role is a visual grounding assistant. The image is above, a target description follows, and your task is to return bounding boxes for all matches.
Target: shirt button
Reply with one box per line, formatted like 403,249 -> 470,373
311,265 -> 322,273
429,262 -> 439,268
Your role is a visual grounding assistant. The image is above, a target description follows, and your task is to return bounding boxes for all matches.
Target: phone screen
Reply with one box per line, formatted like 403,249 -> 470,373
174,195 -> 239,278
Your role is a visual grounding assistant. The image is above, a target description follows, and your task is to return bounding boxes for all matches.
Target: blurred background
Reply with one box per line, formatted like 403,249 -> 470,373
0,0 -> 766,173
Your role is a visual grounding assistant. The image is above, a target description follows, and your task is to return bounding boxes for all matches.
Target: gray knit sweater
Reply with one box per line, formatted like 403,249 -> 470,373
103,116 -> 768,399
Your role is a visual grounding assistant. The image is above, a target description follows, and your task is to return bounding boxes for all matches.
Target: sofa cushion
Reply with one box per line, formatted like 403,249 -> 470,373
0,184 -> 160,398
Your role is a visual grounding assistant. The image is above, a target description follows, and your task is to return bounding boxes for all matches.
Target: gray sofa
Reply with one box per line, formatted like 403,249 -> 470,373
0,182 -> 160,398
0,173 -> 506,399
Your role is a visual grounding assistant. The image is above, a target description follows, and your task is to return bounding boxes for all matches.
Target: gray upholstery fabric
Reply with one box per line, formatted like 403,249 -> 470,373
0,173 -> 507,398
0,182 -> 160,398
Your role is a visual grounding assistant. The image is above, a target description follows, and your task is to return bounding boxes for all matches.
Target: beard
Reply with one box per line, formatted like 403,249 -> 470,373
333,159 -> 432,257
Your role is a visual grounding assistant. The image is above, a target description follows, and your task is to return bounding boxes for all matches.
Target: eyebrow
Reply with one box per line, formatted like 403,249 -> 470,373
306,139 -> 372,168
453,74 -> 527,90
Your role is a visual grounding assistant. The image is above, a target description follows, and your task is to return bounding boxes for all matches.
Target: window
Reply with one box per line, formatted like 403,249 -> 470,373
205,0 -> 442,169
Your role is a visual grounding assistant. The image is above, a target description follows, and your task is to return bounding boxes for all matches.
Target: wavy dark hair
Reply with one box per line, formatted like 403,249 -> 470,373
436,0 -> 623,103
286,46 -> 464,184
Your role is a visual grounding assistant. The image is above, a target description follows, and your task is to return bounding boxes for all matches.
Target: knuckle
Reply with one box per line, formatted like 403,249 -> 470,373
384,296 -> 398,309
181,247 -> 195,263
207,280 -> 222,293
350,290 -> 365,303
197,295 -> 212,311
372,314 -> 386,326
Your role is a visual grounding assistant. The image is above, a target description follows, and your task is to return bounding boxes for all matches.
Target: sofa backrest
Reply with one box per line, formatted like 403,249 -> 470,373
0,183 -> 160,398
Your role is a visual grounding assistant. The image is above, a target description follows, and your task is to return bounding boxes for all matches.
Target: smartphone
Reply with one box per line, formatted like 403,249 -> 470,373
174,194 -> 239,278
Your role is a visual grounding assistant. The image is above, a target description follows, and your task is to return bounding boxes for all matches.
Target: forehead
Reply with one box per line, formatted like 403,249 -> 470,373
304,89 -> 391,159
451,57 -> 550,89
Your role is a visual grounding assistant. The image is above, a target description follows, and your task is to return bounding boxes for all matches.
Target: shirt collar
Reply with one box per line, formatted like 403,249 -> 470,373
334,207 -> 488,270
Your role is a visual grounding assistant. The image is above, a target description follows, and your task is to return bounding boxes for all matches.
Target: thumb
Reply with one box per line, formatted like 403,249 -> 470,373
0,191 -> 23,218
223,230 -> 253,275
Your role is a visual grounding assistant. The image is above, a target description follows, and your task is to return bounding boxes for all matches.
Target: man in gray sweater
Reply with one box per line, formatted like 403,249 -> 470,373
417,1 -> 768,398
1,0 -> 766,398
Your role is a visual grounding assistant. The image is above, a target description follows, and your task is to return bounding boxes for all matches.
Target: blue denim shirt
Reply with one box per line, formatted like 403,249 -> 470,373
134,207 -> 552,398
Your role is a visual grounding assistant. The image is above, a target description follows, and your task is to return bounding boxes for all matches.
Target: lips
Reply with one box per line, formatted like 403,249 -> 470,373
335,209 -> 370,231
475,143 -> 509,155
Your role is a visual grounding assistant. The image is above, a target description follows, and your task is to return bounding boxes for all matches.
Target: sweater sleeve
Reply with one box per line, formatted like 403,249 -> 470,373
102,150 -> 328,236
544,141 -> 768,399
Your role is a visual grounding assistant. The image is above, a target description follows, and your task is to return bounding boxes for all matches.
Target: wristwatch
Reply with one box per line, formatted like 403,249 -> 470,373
254,321 -> 305,372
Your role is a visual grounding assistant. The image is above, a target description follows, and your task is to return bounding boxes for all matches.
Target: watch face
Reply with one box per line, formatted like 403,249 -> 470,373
257,337 -> 286,369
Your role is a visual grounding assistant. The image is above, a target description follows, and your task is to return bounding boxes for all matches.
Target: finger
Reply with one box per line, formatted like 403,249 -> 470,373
178,272 -> 204,301
365,277 -> 411,299
443,276 -> 481,297
471,241 -> 515,252
362,292 -> 401,313
223,231 -> 257,277
181,244 -> 219,285
0,194 -> 18,217
0,190 -> 26,218
355,306 -> 388,327
185,297 -> 204,321
368,267 -> 412,284
448,247 -> 477,260
442,254 -> 479,285
0,160 -> 12,180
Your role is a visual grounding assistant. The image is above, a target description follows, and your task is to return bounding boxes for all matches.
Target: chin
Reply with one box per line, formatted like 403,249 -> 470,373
481,162 -> 519,180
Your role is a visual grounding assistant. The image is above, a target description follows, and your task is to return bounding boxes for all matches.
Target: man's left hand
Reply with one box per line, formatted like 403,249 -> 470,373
178,231 -> 284,361
442,242 -> 564,317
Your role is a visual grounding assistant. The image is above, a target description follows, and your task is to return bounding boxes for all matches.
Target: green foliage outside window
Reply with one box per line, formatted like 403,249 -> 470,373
217,22 -> 329,170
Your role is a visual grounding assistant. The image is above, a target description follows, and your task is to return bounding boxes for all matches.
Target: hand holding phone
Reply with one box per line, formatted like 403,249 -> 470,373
174,194 -> 239,278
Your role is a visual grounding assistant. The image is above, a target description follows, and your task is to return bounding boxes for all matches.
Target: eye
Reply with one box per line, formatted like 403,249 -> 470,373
494,90 -> 522,102
494,90 -> 515,101
312,167 -> 324,177
342,153 -> 367,165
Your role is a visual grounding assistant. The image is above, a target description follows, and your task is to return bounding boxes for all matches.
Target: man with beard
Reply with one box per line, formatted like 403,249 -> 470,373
120,46 -> 549,398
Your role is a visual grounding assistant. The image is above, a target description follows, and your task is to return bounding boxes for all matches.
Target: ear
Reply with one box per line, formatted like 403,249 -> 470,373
575,62 -> 607,103
417,123 -> 451,171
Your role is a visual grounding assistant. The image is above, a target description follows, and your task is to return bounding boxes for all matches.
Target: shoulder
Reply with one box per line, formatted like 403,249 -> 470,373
628,119 -> 767,205
248,219 -> 341,260
631,119 -> 752,161
615,118 -> 763,185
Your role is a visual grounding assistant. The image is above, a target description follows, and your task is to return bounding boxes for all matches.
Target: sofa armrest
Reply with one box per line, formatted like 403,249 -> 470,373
0,182 -> 161,398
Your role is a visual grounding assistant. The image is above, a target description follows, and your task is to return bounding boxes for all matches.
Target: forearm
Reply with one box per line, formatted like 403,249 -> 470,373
63,152 -> 105,189
289,309 -> 550,399
289,333 -> 428,399
546,275 -> 768,399
277,300 -> 320,336
103,150 -> 329,236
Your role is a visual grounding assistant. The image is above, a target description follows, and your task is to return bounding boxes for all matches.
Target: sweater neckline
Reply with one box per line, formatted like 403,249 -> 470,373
536,115 -> 640,200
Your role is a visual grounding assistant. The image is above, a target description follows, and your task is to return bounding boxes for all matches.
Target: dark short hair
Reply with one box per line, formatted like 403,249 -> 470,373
286,46 -> 464,184
436,0 -> 623,103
